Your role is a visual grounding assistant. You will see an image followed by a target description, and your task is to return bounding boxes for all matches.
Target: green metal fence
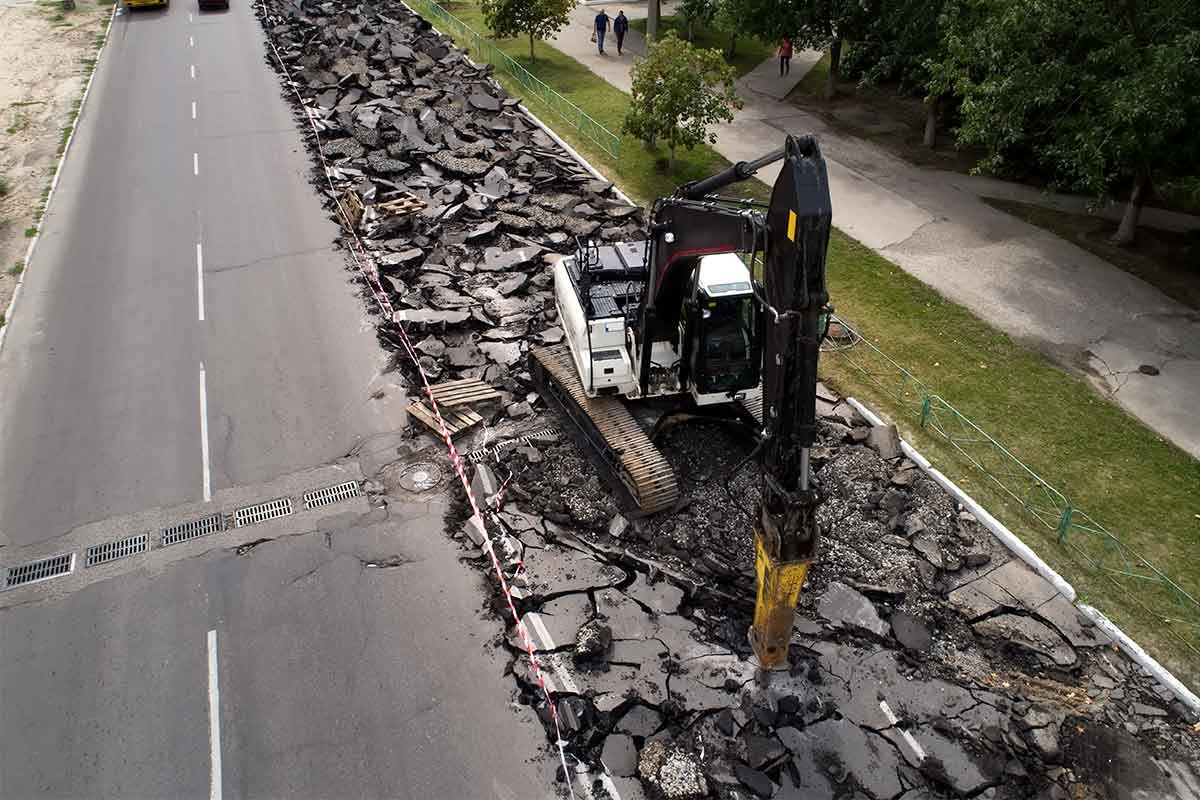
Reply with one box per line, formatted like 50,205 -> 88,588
824,315 -> 1200,665
404,0 -> 622,159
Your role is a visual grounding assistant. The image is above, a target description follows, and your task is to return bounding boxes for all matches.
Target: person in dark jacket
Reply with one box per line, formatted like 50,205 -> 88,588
594,9 -> 610,55
613,10 -> 629,55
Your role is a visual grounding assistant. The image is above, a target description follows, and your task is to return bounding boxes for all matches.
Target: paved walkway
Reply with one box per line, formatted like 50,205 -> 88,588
551,15 -> 1200,460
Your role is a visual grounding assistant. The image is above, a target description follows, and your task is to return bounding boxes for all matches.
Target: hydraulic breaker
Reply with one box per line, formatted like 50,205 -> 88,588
749,528 -> 812,668
747,134 -> 831,670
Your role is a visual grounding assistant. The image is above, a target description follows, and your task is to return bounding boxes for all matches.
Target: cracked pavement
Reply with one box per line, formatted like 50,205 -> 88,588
251,0 -> 1200,797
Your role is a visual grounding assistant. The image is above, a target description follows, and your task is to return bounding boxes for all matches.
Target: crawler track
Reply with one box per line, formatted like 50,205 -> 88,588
530,344 -> 679,514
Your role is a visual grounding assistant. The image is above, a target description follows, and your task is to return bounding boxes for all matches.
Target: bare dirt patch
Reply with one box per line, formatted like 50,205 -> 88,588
0,0 -> 109,325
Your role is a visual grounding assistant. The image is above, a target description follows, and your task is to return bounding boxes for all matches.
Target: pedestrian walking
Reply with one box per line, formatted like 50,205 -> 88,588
594,9 -> 611,55
613,10 -> 629,55
778,36 -> 793,75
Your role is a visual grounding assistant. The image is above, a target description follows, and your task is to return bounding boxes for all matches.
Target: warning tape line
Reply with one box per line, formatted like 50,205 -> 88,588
256,6 -> 576,794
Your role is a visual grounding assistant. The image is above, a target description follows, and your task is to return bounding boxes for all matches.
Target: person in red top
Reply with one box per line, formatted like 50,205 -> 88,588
778,36 -> 794,76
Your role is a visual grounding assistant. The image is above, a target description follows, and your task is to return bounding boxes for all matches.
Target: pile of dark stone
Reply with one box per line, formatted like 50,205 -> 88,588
472,387 -> 1200,799
255,2 -> 1200,797
257,0 -> 644,410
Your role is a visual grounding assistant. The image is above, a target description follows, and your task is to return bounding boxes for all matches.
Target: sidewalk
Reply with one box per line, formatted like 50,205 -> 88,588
551,17 -> 1200,459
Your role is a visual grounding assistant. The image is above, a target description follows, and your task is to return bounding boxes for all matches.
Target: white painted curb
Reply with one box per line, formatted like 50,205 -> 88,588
1078,604 -> 1200,712
843,395 -> 1200,713
0,4 -> 118,356
518,102 -> 638,208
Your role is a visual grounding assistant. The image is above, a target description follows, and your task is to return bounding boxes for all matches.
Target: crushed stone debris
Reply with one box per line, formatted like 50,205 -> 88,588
255,0 -> 1200,796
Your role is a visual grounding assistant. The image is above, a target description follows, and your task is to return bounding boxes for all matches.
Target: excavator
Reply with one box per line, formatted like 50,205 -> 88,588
530,135 -> 832,669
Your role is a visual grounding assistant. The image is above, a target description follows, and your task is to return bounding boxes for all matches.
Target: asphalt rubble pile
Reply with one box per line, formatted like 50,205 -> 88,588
258,0 -> 644,413
255,2 -> 1200,798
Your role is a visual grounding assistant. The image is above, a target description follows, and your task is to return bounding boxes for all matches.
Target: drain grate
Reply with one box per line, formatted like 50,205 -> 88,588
86,533 -> 149,567
4,552 -> 75,589
235,497 -> 293,528
303,480 -> 360,510
161,513 -> 224,547
466,428 -> 560,463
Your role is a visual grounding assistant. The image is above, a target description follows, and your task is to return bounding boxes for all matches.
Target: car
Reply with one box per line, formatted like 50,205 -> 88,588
198,0 -> 228,10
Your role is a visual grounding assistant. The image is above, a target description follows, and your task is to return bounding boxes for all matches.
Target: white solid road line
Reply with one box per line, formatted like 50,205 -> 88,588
190,64 -> 196,79
189,11 -> 193,21
879,700 -> 927,763
193,152 -> 199,176
190,35 -> 195,47
523,612 -> 623,800
196,242 -> 205,320
192,101 -> 197,120
207,629 -> 223,800
199,363 -> 212,502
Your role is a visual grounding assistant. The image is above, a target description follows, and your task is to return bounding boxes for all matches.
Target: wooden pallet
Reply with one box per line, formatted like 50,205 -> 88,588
424,378 -> 502,408
531,344 -> 679,513
372,193 -> 426,218
405,378 -> 501,438
407,400 -> 484,438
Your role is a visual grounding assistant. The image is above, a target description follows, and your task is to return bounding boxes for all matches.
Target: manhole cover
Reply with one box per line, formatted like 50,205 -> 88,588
393,461 -> 444,493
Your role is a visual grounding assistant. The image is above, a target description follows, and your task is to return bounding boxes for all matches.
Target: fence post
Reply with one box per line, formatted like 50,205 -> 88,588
919,395 -> 932,428
1057,506 -> 1073,543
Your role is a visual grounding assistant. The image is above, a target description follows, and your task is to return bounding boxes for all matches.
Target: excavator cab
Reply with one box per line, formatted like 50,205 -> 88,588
683,253 -> 760,402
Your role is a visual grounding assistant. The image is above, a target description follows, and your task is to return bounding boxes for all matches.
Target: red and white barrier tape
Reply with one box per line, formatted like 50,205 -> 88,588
257,7 -> 577,794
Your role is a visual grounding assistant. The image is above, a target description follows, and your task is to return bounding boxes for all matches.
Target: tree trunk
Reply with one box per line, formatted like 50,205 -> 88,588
669,138 -> 676,171
823,37 -> 842,100
727,32 -> 738,59
923,95 -> 938,148
529,31 -> 535,61
1111,168 -> 1150,246
647,0 -> 659,41
686,17 -> 694,41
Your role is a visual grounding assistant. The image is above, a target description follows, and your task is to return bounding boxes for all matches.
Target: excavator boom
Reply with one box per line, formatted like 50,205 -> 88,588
750,135 -> 832,669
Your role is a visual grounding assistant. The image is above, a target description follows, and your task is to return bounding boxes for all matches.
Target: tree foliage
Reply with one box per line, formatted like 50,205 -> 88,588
931,0 -> 1200,240
481,0 -> 575,60
624,33 -> 743,169
678,0 -> 718,40
752,0 -> 1200,239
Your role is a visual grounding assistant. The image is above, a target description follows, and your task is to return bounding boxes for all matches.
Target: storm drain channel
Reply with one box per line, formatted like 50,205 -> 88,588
1,480 -> 365,591
161,513 -> 225,547
303,480 -> 360,510
86,533 -> 150,567
235,497 -> 293,528
3,552 -> 75,590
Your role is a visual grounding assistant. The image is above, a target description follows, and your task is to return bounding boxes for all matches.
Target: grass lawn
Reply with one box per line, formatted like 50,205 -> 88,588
627,15 -> 775,78
983,197 -> 1200,311
425,1 -> 1200,686
790,51 -> 829,97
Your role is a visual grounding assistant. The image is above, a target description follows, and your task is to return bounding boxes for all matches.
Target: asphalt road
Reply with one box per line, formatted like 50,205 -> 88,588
0,0 -> 399,547
0,3 -> 548,797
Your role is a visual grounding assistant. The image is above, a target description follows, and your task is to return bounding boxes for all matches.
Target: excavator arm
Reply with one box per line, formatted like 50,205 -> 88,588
749,135 -> 832,669
626,136 -> 833,670
662,136 -> 834,668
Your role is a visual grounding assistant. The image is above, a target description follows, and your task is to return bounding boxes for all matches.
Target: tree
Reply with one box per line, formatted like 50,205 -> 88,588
678,0 -> 717,41
624,33 -> 742,170
839,0 -> 954,145
481,0 -> 575,61
780,0 -> 879,99
713,0 -> 750,57
931,0 -> 1200,243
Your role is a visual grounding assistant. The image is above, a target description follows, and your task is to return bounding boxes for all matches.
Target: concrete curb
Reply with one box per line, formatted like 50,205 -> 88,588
843,395 -> 1200,714
0,3 -> 118,356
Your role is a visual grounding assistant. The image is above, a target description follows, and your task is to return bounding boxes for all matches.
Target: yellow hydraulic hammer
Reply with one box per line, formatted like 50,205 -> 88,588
749,529 -> 812,669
